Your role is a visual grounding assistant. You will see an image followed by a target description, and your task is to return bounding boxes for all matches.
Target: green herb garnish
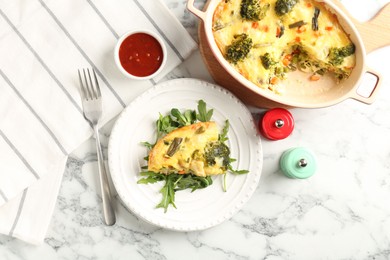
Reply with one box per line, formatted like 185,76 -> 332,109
171,108 -> 196,126
196,99 -> 214,122
156,113 -> 177,139
219,120 -> 229,142
138,172 -> 214,212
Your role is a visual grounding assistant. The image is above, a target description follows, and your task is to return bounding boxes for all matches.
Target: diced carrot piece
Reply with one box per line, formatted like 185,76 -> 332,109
214,5 -> 224,17
295,37 -> 301,42
262,25 -> 269,32
223,3 -> 229,11
297,26 -> 306,33
270,77 -> 279,85
178,170 -> 186,174
276,27 -> 281,37
239,69 -> 248,78
252,22 -> 259,29
310,74 -> 321,81
306,2 -> 312,7
282,55 -> 292,66
325,26 -> 333,31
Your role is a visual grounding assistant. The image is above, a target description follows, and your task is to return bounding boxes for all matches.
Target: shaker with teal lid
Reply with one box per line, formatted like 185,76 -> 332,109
280,147 -> 317,179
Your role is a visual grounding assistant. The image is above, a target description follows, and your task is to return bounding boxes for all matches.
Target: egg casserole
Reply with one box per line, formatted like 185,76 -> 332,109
212,0 -> 356,94
148,121 -> 229,177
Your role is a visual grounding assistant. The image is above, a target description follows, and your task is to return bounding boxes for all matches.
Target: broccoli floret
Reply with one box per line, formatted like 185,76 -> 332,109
204,141 -> 230,169
240,0 -> 270,21
225,34 -> 253,64
260,53 -> 276,69
340,44 -> 356,56
328,49 -> 344,65
328,44 -> 355,66
275,0 -> 298,16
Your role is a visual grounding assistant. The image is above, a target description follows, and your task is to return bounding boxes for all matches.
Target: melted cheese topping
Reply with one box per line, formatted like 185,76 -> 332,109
148,122 -> 226,177
212,0 -> 356,94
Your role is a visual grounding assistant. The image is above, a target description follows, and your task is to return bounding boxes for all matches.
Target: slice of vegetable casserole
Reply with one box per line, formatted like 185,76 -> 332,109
148,121 -> 229,177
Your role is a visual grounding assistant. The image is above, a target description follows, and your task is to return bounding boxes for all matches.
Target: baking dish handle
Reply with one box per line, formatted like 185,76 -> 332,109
350,69 -> 382,104
187,0 -> 207,21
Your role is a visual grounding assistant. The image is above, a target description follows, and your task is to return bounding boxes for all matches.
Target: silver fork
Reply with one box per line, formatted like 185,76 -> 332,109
78,68 -> 116,226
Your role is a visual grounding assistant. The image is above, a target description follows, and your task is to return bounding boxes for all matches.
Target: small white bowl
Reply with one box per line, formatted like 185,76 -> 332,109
114,29 -> 167,80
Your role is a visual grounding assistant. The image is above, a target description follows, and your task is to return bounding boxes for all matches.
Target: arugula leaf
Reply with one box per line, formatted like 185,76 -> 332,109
156,113 -> 177,138
156,101 -> 213,141
219,120 -> 230,142
141,141 -> 154,150
155,173 -> 213,212
228,165 -> 249,175
226,156 -> 250,176
138,171 -> 214,212
184,110 -> 197,125
223,173 -> 227,192
156,174 -> 177,212
196,100 -> 213,122
171,108 -> 196,127
137,171 -> 165,184
175,175 -> 213,192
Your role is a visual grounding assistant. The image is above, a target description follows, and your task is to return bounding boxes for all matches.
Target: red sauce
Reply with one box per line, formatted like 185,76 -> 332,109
118,33 -> 163,77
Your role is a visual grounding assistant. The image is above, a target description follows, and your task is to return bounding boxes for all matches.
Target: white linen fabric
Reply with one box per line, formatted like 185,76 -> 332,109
0,0 -> 197,244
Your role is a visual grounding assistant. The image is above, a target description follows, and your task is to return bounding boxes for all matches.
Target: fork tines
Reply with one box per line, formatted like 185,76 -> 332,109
78,68 -> 102,101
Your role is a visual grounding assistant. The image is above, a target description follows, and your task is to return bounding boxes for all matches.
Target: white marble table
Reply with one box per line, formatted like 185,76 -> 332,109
1,0 -> 390,259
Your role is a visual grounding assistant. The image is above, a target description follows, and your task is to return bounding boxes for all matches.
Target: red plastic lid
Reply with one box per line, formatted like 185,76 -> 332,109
260,108 -> 294,140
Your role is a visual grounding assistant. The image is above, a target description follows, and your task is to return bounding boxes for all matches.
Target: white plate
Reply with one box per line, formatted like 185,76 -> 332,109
108,78 -> 262,231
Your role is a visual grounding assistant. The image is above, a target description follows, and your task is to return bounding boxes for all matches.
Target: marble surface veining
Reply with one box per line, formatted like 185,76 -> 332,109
1,0 -> 390,259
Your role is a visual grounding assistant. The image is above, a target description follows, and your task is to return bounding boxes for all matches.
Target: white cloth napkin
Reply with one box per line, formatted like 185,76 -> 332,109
0,0 -> 197,244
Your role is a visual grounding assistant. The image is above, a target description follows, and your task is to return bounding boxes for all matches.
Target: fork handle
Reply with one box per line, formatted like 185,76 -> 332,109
94,125 -> 116,226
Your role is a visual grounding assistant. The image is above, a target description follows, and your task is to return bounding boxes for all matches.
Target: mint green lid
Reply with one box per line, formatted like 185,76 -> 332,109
280,147 -> 317,179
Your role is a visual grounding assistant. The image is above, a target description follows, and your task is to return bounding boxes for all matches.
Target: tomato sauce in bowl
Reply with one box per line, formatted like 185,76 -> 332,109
115,30 -> 167,79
